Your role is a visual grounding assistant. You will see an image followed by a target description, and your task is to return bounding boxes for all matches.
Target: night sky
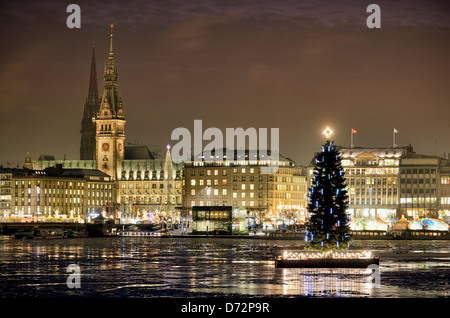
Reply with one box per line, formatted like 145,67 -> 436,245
0,0 -> 449,167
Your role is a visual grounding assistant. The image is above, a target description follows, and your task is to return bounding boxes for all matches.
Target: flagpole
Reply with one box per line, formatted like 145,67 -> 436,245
351,129 -> 356,148
393,128 -> 398,148
393,129 -> 395,148
351,130 -> 353,148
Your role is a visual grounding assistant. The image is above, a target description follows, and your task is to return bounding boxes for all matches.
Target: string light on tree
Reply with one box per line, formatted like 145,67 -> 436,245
305,127 -> 351,251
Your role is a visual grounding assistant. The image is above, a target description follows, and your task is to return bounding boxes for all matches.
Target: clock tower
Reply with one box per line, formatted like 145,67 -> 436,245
95,24 -> 125,180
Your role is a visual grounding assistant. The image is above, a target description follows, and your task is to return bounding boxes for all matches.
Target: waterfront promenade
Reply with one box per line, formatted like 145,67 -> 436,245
1,221 -> 449,240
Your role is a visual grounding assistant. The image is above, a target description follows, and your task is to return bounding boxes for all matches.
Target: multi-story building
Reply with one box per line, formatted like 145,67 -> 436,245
439,160 -> 450,223
0,163 -> 115,221
337,146 -> 409,221
182,149 -> 307,232
398,154 -> 440,219
117,146 -> 183,221
0,170 -> 12,218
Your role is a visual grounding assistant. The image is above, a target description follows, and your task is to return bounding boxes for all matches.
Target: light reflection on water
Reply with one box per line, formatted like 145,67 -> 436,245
0,237 -> 449,297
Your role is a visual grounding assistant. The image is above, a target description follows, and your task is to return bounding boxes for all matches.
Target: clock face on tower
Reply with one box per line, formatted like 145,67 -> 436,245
102,143 -> 110,152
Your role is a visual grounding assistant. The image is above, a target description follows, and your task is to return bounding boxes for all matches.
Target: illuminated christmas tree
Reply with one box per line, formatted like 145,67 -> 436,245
305,127 -> 351,250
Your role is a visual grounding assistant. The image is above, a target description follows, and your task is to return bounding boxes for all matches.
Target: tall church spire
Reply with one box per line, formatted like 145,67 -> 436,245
87,42 -> 99,111
109,23 -> 114,55
98,23 -> 123,119
94,24 -> 126,181
80,42 -> 99,160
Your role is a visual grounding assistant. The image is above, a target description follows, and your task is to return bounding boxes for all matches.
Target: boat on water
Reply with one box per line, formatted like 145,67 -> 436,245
115,230 -> 163,237
64,229 -> 89,238
13,230 -> 34,239
13,229 -> 65,239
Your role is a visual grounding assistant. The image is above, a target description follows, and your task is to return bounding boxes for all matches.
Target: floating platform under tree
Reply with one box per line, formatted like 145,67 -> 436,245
275,250 -> 379,268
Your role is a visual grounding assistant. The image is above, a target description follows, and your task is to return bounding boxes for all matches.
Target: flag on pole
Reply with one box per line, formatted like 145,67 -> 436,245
394,128 -> 398,133
352,129 -> 357,134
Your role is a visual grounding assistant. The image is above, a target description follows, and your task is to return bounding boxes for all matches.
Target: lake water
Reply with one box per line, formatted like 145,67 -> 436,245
0,237 -> 449,298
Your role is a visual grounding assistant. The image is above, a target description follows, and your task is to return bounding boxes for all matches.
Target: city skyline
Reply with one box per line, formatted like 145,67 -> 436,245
1,0 -> 449,168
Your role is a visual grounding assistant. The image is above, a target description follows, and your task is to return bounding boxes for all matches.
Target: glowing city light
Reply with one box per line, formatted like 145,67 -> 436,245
323,127 -> 333,139
282,250 -> 373,260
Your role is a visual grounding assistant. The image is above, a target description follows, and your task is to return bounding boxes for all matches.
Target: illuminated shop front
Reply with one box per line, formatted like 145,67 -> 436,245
192,206 -> 233,234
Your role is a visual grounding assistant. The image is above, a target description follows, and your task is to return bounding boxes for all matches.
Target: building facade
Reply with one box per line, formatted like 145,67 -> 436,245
338,146 -> 407,221
399,156 -> 439,219
0,170 -> 12,218
182,150 -> 307,232
117,146 -> 183,223
0,164 -> 115,222
439,161 -> 450,223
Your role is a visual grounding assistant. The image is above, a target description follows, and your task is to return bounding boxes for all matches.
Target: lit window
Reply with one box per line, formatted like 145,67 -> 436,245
191,180 -> 196,186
